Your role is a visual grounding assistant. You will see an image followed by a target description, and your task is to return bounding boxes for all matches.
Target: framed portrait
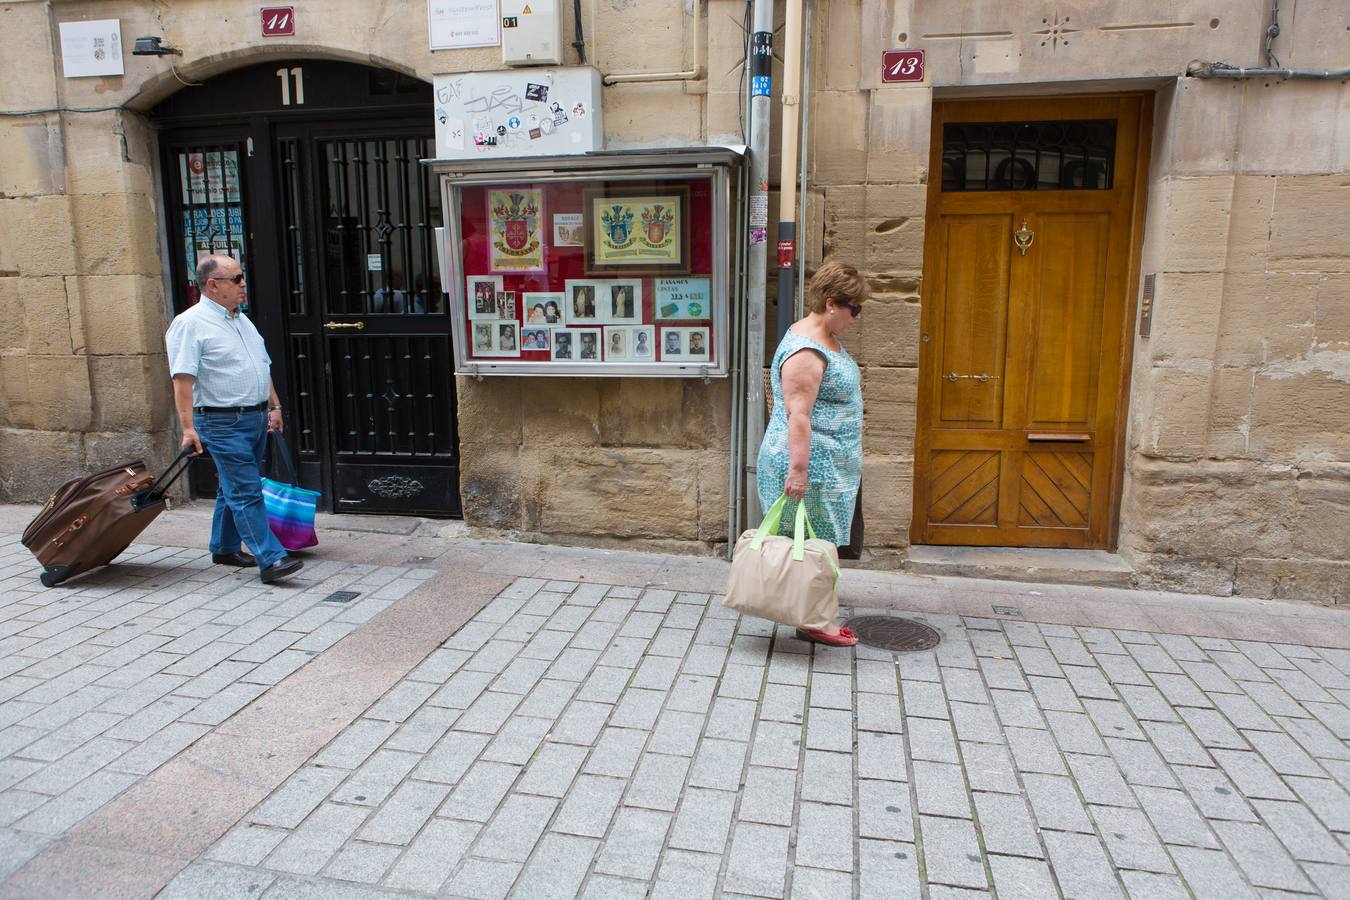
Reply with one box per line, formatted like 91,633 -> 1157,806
583,186 -> 690,275
604,327 -> 629,361
496,290 -> 518,321
466,275 -> 504,321
521,326 -> 552,352
602,280 -> 642,325
629,325 -> 655,360
477,320 -> 521,357
563,280 -> 603,325
681,326 -> 711,361
551,329 -> 576,361
660,327 -> 684,360
573,327 -> 602,362
489,188 -> 544,272
654,277 -> 711,321
523,291 -> 566,327
471,321 -> 494,355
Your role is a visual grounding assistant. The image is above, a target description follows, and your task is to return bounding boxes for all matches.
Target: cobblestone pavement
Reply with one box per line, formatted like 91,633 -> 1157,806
161,576 -> 1350,899
0,533 -> 433,880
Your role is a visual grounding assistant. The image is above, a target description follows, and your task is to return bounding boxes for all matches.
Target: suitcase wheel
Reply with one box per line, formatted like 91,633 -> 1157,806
39,565 -> 73,588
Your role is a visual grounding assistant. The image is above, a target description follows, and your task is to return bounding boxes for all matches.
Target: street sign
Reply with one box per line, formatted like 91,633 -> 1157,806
882,49 -> 925,83
261,6 -> 295,37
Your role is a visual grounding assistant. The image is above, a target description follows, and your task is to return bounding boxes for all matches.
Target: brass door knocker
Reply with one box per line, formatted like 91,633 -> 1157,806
1013,218 -> 1034,256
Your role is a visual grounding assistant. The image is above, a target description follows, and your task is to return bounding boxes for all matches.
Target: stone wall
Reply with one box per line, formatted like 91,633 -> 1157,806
1120,75 -> 1350,603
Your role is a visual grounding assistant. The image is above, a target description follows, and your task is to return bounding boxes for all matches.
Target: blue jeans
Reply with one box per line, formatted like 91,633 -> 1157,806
194,409 -> 287,570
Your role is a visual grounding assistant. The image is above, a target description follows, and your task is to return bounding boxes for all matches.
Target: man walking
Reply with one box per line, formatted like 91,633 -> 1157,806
165,255 -> 303,584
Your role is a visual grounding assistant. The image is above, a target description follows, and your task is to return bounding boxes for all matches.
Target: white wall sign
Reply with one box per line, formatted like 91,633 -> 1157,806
433,67 -> 603,160
428,1 -> 500,50
59,19 -> 124,78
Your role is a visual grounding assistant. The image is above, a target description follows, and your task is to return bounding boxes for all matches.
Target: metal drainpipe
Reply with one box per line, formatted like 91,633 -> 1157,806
743,0 -> 774,525
727,158 -> 750,556
795,0 -> 813,319
774,0 -> 805,345
1187,61 -> 1349,79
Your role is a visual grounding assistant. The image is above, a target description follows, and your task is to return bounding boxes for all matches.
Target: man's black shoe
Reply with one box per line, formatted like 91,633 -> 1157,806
212,551 -> 256,567
260,556 -> 304,584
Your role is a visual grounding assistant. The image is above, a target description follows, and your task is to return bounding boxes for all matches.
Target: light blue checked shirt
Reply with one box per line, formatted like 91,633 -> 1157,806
165,298 -> 272,408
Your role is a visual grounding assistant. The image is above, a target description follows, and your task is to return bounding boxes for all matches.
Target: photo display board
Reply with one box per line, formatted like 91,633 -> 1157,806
449,172 -> 725,376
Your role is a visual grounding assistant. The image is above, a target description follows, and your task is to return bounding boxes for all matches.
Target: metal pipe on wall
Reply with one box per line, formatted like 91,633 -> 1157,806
727,160 -> 750,556
795,0 -> 813,318
774,0 -> 805,344
742,0 -> 774,525
1187,61 -> 1349,79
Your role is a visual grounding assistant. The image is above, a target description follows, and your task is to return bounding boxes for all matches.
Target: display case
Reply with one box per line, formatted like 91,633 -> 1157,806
429,147 -> 744,377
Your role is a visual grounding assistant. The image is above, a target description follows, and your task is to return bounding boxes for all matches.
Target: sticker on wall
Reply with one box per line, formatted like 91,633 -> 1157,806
507,116 -> 522,130
572,102 -> 587,118
367,254 -> 383,272
489,189 -> 544,272
525,83 -> 549,102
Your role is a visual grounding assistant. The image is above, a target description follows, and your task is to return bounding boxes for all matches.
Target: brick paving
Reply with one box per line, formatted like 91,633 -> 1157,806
0,533 -> 434,881
159,575 -> 1350,899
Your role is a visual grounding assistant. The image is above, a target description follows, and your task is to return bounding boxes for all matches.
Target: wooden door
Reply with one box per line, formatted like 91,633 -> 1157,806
911,96 -> 1151,549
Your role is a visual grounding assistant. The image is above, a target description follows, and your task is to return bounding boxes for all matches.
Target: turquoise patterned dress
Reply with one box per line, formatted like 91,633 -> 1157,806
756,330 -> 863,545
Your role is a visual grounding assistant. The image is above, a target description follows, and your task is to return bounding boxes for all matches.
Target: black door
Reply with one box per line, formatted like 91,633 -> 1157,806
153,61 -> 462,517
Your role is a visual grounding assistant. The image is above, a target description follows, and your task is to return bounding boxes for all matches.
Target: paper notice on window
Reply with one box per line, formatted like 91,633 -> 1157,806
428,1 -> 500,50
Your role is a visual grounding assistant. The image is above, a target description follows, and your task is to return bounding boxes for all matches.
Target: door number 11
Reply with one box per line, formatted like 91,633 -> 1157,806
276,67 -> 305,105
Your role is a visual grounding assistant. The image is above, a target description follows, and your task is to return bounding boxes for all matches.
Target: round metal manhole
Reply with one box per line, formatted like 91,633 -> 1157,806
844,615 -> 941,652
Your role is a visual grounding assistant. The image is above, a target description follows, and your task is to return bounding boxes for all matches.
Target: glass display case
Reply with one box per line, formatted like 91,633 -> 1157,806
431,147 -> 743,377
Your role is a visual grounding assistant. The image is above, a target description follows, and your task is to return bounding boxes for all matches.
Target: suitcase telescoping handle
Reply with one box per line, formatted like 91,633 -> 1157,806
130,447 -> 195,511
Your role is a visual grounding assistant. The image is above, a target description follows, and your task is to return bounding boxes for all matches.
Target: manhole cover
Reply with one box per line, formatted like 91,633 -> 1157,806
322,590 -> 360,604
843,615 -> 941,652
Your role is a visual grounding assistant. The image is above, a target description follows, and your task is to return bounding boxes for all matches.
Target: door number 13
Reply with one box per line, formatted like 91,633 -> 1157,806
276,66 -> 305,105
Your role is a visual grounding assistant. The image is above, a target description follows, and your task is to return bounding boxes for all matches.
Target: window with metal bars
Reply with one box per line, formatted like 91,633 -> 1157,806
941,119 -> 1116,192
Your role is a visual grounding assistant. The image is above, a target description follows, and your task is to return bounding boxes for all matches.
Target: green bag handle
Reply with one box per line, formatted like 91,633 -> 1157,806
749,494 -> 841,582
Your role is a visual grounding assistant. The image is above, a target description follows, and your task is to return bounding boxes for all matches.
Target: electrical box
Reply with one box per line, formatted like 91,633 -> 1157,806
501,0 -> 563,66
432,67 -> 602,160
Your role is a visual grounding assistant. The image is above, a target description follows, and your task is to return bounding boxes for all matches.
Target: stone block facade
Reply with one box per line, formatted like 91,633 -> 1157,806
1,0 -> 1347,602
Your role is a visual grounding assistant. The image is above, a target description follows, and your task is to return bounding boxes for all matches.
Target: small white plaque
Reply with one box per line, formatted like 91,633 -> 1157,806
59,19 -> 124,78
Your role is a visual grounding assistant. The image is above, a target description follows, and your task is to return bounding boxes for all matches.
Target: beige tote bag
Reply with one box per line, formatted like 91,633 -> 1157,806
725,494 -> 841,630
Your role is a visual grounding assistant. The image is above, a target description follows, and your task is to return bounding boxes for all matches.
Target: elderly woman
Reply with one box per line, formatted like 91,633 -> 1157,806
756,259 -> 868,646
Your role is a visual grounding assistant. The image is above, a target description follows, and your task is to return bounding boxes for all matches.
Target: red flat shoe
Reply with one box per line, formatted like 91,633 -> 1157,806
795,626 -> 858,647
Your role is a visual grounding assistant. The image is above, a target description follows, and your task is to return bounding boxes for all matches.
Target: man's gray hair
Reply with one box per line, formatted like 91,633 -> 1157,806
195,255 -> 225,287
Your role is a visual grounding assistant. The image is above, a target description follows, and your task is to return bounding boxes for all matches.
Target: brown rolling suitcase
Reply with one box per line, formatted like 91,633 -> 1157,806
21,449 -> 194,587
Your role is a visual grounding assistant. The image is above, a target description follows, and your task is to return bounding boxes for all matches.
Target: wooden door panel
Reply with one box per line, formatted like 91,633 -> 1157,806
937,216 -> 1013,427
929,450 -> 1000,525
1026,213 -> 1109,429
1017,451 -> 1091,528
912,94 -> 1150,550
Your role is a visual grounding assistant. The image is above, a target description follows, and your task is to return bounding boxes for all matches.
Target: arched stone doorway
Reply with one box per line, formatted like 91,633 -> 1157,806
152,59 -> 461,517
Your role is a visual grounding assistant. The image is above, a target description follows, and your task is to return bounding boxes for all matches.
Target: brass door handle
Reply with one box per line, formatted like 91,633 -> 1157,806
1013,218 -> 1034,256
323,321 -> 365,330
945,372 -> 1000,382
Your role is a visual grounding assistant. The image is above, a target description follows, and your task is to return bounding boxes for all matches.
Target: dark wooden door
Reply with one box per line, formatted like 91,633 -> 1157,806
912,96 -> 1150,548
154,60 -> 461,517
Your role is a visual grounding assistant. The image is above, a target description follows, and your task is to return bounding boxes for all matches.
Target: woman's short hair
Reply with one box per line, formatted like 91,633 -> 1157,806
806,260 -> 869,314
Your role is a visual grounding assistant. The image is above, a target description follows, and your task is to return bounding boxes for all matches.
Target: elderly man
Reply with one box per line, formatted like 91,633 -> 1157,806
165,255 -> 303,584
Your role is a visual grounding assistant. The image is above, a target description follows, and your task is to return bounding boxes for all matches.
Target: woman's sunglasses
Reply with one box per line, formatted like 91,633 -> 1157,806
837,300 -> 862,318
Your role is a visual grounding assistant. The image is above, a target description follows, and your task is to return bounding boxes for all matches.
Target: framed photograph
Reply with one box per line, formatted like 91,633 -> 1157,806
553,213 -> 584,247
605,327 -> 629,361
584,186 -> 690,275
477,321 -> 521,358
523,291 -> 566,326
564,280 -> 602,325
575,328 -> 602,362
521,326 -> 552,352
603,280 -> 642,324
654,277 -> 711,321
661,326 -> 710,362
466,275 -> 504,321
471,321 -> 494,355
552,329 -> 577,361
629,325 -> 655,359
496,290 -> 518,321
489,189 -> 544,272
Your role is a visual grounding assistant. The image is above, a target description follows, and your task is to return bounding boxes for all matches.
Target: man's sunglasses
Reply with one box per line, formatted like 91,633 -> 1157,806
210,273 -> 246,284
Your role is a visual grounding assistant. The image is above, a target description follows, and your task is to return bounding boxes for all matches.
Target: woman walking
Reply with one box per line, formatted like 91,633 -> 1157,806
756,260 -> 868,646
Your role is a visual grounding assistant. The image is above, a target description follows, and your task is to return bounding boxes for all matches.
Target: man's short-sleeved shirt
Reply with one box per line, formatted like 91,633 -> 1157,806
165,298 -> 271,408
